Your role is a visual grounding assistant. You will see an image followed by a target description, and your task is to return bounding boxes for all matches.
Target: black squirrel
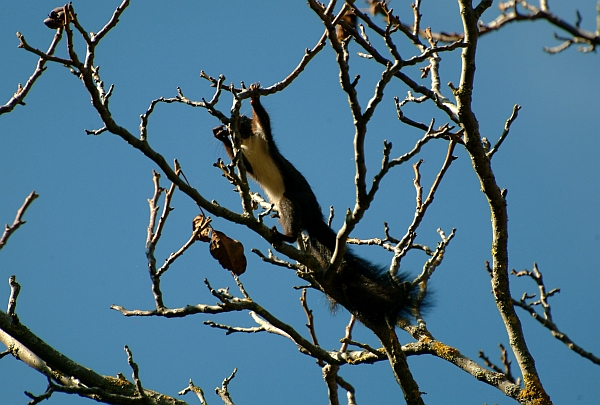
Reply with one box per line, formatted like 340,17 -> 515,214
212,86 -> 424,329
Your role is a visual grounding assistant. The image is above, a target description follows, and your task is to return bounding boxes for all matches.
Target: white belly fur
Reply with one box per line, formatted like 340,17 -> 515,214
240,133 -> 285,206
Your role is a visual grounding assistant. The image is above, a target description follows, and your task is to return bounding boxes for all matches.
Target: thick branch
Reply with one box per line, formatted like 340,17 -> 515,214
456,1 -> 551,403
371,323 -> 424,405
0,310 -> 186,404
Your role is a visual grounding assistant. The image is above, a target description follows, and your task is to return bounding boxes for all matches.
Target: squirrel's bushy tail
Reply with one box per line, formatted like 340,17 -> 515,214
305,220 -> 425,328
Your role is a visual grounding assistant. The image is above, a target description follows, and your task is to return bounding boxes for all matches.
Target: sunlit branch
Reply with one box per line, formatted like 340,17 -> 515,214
178,379 -> 208,405
0,191 -> 38,251
428,1 -> 600,53
124,345 -> 145,398
456,1 -> 551,402
215,368 -> 237,405
93,0 -> 130,44
0,29 -> 63,115
390,140 -> 457,274
0,309 -> 186,404
323,364 -> 341,405
511,264 -> 600,365
6,276 -> 21,321
488,104 -> 521,159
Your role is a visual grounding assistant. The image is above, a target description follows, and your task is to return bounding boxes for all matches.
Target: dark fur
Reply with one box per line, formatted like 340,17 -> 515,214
213,92 -> 424,327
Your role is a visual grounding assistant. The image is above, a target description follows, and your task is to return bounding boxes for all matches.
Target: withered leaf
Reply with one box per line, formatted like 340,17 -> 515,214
336,10 -> 356,42
210,230 -> 247,275
192,215 -> 212,242
44,7 -> 66,29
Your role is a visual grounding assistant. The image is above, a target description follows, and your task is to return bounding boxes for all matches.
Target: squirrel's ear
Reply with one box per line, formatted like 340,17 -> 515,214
212,125 -> 229,142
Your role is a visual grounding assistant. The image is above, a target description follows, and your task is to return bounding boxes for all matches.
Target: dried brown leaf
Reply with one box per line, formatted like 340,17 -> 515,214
192,215 -> 212,242
210,230 -> 247,275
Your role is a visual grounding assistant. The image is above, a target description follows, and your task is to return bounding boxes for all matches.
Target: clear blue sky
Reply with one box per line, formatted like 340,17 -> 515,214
1,1 -> 598,404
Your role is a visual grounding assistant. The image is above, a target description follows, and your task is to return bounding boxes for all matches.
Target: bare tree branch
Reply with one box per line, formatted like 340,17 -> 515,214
488,104 -> 521,159
512,264 -> 600,365
6,2 -> 596,404
0,29 -> 63,115
0,191 -> 38,251
456,1 -> 551,403
215,368 -> 237,405
479,343 -> 519,385
6,276 -> 21,321
178,379 -> 207,405
0,309 -> 187,405
390,140 -> 458,274
426,1 -> 600,53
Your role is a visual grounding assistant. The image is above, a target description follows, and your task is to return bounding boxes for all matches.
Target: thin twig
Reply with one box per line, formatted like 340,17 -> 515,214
7,276 -> 21,322
25,383 -> 55,404
479,343 -> 518,384
252,249 -> 300,270
300,289 -> 323,366
0,191 -> 38,251
16,32 -> 72,66
441,1 -> 600,52
145,171 -> 166,309
511,264 -> 600,365
93,0 -> 130,44
391,140 -> 457,274
178,379 -> 207,405
156,222 -> 203,278
124,345 -> 145,398
339,315 -> 356,353
215,368 -> 237,405
204,320 -> 265,335
335,374 -> 356,405
1,29 -> 63,115
413,159 -> 424,209
488,104 -> 521,159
